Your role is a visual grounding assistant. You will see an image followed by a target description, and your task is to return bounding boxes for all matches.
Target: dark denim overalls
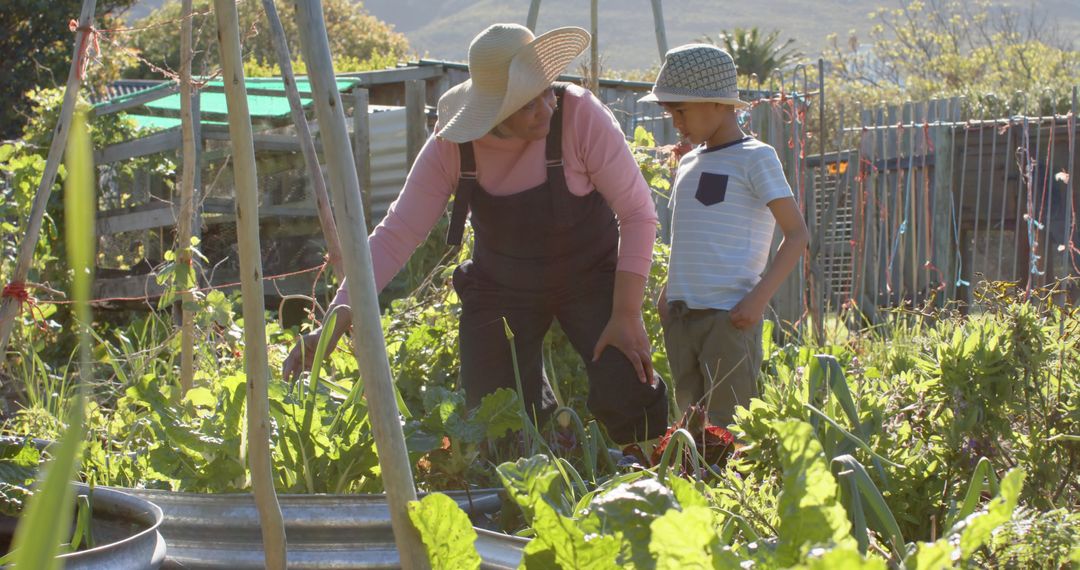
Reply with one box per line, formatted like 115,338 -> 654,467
446,84 -> 668,443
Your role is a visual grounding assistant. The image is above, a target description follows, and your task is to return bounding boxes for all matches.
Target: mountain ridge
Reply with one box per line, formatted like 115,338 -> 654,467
124,0 -> 1080,72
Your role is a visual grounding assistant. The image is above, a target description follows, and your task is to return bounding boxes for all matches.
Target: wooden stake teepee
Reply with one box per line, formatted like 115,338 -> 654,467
259,0 -> 344,280
291,0 -> 429,566
212,0 -> 288,567
0,0 -> 98,367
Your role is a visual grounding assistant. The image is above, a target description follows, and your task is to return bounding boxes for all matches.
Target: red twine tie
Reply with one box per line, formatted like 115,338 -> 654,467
69,19 -> 101,81
2,281 -> 48,331
2,282 -> 30,305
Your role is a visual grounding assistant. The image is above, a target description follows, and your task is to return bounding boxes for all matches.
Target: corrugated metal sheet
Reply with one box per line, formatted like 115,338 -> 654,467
367,106 -> 416,224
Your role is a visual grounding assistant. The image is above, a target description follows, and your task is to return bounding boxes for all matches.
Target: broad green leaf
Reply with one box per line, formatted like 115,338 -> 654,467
668,476 -> 710,510
774,420 -> 853,566
586,478 -> 678,568
649,505 -> 736,569
444,413 -> 486,445
183,387 -> 217,409
473,388 -> 523,440
521,541 -> 558,568
904,540 -> 953,570
529,498 -> 620,570
407,493 -> 481,570
498,456 -> 618,569
497,455 -> 571,519
794,546 -> 887,569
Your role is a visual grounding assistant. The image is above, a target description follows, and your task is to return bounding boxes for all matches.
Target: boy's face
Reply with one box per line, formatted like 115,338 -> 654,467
660,102 -> 734,146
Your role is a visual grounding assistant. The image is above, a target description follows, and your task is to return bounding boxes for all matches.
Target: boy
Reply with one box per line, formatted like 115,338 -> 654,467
640,44 -> 810,428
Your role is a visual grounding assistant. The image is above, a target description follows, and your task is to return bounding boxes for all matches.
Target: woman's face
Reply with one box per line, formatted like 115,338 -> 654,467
493,88 -> 557,140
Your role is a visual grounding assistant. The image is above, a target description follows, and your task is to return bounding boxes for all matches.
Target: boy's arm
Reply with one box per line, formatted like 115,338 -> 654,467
730,196 -> 809,329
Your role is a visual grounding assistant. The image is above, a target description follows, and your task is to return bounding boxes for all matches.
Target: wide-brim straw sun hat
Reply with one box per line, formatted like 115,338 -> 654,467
638,43 -> 749,107
436,23 -> 590,143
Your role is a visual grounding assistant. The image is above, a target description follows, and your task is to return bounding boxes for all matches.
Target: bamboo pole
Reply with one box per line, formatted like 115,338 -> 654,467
649,0 -> 669,61
589,0 -> 599,96
0,0 -> 97,366
176,0 -> 197,393
259,0 -> 344,280
526,0 -> 541,31
211,1 -> 287,568
291,1 -> 429,567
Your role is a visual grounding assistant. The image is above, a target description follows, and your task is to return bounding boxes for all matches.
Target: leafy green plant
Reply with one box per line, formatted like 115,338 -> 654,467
407,492 -> 482,570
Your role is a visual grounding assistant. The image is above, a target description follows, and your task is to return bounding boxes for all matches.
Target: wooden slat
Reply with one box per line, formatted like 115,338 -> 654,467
95,129 -> 182,164
97,203 -> 176,235
337,65 -> 444,86
91,270 -> 329,301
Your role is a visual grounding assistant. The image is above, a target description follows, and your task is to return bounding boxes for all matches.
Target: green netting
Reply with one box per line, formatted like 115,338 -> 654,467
93,77 -> 363,119
143,92 -> 309,119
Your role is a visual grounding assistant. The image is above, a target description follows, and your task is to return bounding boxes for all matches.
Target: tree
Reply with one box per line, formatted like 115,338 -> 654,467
0,0 -> 137,139
699,27 -> 803,82
124,0 -> 410,80
824,0 -> 1080,116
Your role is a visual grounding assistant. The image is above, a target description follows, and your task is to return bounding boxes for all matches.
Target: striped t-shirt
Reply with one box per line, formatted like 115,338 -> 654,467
667,137 -> 793,310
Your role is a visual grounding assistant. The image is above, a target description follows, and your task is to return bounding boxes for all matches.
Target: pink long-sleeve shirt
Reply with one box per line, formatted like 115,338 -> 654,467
333,83 -> 657,305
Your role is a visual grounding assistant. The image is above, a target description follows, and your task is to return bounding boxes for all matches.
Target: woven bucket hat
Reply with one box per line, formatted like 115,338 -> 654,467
638,44 -> 749,107
435,23 -> 590,143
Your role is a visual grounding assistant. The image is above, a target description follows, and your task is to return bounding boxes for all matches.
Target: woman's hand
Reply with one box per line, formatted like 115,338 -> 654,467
593,312 -> 656,385
282,330 -> 322,382
282,305 -> 351,381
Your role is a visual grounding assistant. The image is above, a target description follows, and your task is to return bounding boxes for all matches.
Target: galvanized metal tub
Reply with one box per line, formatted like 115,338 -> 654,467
59,484 -> 166,570
122,488 -> 526,569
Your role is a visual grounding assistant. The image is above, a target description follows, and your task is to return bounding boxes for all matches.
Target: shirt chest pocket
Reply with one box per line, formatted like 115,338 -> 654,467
695,172 -> 729,206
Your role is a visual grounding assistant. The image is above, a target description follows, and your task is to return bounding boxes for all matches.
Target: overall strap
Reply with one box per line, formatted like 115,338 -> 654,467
446,142 -> 478,246
546,83 -> 573,226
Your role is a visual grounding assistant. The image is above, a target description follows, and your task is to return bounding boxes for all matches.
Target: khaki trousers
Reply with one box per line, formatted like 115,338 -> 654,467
662,301 -> 763,428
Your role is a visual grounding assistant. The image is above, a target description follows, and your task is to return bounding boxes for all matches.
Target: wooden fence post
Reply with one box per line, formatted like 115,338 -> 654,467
0,0 -> 98,365
292,1 -> 429,567
212,0 -> 287,567
352,88 -> 373,230
405,79 -> 427,169
931,99 -> 959,304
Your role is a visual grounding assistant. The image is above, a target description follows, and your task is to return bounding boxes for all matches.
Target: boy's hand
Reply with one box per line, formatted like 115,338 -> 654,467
730,292 -> 767,330
593,312 -> 656,385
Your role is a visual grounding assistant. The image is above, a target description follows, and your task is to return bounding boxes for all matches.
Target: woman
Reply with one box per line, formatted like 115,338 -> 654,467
284,23 -> 668,445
